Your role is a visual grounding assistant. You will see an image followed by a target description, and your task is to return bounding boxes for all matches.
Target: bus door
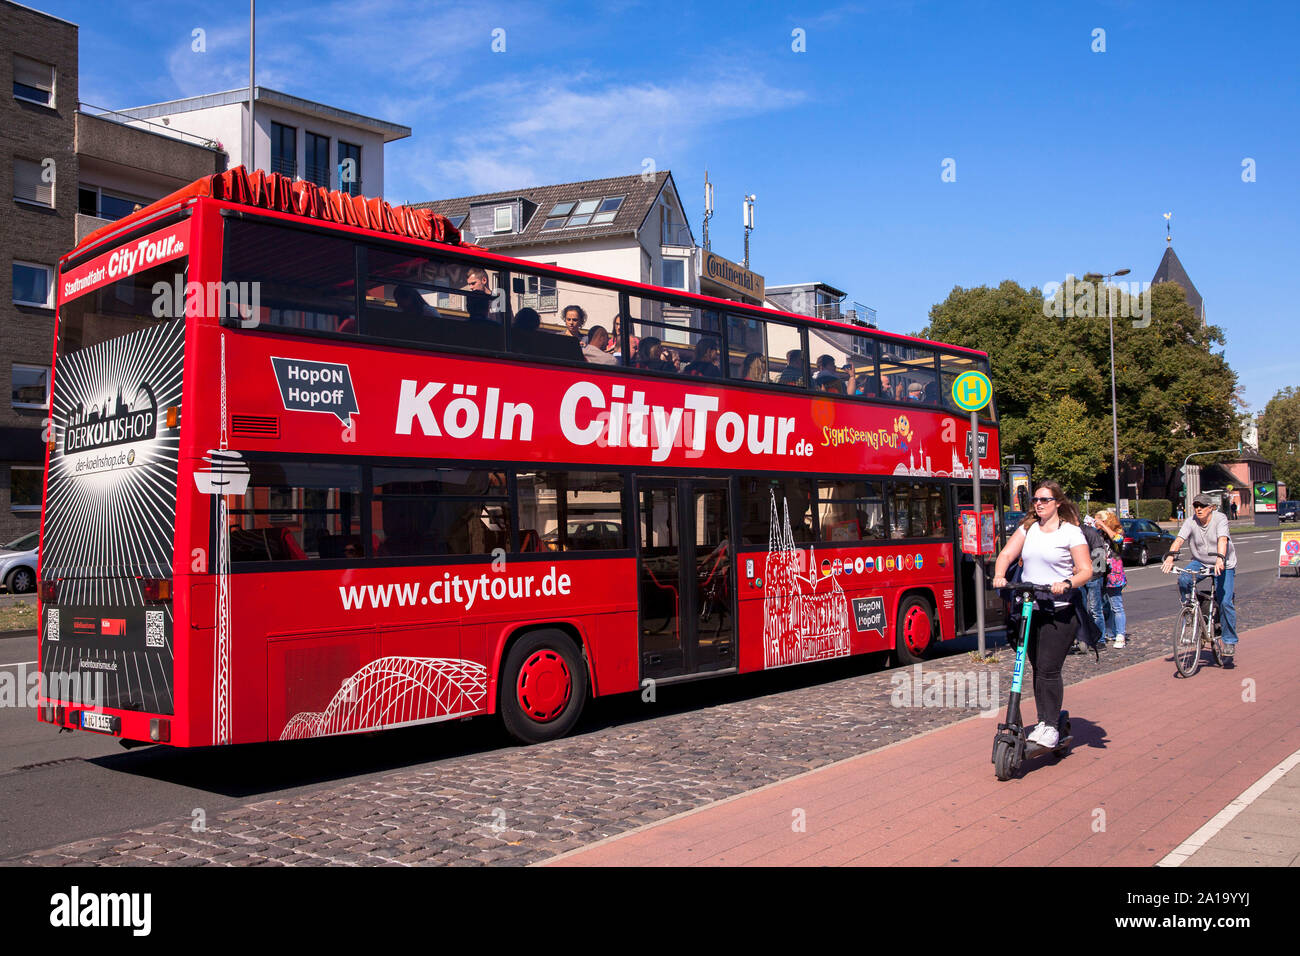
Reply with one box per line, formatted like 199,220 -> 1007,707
950,485 -> 1007,633
637,478 -> 735,681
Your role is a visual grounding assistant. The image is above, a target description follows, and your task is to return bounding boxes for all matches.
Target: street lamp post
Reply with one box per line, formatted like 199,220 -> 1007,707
1084,268 -> 1131,509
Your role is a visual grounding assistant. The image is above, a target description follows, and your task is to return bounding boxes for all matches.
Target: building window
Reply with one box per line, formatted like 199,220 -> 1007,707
10,467 -> 43,512
77,186 -> 146,222
12,262 -> 52,308
338,141 -> 361,196
661,259 -> 685,289
305,132 -> 330,187
13,157 -> 53,207
271,122 -> 297,178
493,205 -> 513,233
541,196 -> 625,231
13,55 -> 54,107
12,365 -> 49,409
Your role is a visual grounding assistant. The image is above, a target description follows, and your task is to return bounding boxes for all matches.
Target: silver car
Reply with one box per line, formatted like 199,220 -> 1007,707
0,530 -> 38,594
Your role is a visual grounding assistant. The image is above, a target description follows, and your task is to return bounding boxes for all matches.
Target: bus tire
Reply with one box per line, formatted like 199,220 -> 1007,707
498,629 -> 587,745
894,594 -> 935,666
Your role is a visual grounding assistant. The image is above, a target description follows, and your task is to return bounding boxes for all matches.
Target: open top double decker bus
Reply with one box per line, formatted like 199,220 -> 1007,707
36,167 -> 1002,747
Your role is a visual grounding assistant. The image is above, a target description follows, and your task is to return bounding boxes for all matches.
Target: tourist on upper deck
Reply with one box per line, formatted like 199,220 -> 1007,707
563,305 -> 587,341
583,325 -> 618,365
683,337 -> 722,377
741,353 -> 768,383
777,349 -> 805,385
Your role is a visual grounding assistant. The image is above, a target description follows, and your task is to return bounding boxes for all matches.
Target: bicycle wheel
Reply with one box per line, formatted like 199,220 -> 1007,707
1173,606 -> 1201,678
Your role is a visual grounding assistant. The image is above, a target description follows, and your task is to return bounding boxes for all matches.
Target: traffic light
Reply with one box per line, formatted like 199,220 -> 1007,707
1179,464 -> 1188,484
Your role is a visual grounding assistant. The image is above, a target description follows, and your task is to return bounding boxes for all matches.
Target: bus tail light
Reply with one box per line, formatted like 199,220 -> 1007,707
150,719 -> 171,743
141,578 -> 172,603
39,580 -> 57,603
166,406 -> 179,428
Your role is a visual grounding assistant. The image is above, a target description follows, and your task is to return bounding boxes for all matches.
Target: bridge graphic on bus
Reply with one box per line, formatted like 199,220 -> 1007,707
279,657 -> 489,740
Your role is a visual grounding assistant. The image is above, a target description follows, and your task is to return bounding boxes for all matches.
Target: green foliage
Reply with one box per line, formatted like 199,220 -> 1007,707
1258,387 -> 1300,492
1030,397 -> 1109,498
1135,499 -> 1173,521
923,278 -> 1240,496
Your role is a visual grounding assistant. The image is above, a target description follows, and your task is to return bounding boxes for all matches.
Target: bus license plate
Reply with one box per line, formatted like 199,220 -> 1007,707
81,712 -> 120,735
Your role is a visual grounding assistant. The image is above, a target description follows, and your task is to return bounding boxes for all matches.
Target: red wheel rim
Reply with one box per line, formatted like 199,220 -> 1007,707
903,605 -> 931,654
516,649 -> 572,722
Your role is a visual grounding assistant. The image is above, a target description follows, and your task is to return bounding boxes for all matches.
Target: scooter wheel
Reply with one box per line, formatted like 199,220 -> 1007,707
994,740 -> 1015,781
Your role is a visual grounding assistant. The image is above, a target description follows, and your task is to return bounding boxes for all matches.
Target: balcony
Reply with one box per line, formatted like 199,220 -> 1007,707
75,109 -> 225,187
518,292 -> 558,313
660,222 -> 693,247
75,213 -> 114,244
815,301 -> 876,328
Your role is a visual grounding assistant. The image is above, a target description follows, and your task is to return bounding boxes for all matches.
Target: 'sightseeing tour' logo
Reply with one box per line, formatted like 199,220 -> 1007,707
62,384 -> 157,454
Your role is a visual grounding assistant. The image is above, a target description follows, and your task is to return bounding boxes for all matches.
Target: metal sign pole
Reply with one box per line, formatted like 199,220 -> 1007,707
972,408 -> 985,657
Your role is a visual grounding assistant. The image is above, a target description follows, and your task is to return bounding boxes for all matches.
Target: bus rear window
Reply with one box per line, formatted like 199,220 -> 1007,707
57,258 -> 186,353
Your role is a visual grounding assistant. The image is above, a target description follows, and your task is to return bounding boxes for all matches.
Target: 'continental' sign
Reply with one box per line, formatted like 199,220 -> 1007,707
701,251 -> 764,302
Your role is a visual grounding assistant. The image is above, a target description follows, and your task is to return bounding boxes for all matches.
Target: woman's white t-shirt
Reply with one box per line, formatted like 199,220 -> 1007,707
1016,520 -> 1087,606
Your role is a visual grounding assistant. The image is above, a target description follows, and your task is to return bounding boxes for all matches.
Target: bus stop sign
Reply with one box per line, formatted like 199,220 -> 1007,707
951,371 -> 992,412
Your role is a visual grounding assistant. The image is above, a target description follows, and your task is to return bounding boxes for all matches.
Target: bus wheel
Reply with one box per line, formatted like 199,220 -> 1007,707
499,629 -> 587,745
894,595 -> 934,666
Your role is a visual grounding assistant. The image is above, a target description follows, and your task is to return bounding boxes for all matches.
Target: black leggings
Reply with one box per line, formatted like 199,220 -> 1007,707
1028,604 -> 1078,726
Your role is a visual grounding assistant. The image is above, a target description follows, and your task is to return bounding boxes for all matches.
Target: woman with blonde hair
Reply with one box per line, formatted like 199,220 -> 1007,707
992,480 -> 1093,748
1092,509 -> 1128,647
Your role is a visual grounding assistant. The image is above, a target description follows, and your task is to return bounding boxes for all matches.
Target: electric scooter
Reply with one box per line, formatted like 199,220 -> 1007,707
992,583 -> 1073,781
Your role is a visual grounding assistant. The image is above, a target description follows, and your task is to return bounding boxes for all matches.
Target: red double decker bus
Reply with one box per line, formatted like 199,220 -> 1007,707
37,168 -> 1002,747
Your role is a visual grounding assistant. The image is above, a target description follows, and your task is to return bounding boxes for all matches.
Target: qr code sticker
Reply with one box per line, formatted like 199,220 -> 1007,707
46,608 -> 59,642
145,610 -> 165,648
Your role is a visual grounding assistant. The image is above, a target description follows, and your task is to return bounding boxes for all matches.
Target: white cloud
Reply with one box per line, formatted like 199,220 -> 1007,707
391,69 -> 807,199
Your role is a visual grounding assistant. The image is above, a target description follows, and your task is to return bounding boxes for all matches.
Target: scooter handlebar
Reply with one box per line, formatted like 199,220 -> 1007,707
998,583 -> 1062,606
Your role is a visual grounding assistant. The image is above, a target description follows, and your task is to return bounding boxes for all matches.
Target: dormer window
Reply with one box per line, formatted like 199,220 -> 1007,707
493,205 -> 513,233
540,196 -> 626,231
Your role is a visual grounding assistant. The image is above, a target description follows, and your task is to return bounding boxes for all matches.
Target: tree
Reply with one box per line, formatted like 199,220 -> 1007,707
922,278 -> 1239,497
1259,387 -> 1300,491
1030,396 -> 1110,497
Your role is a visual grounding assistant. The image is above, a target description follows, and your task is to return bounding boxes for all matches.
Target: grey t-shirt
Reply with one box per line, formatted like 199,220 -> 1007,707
1177,511 -> 1236,569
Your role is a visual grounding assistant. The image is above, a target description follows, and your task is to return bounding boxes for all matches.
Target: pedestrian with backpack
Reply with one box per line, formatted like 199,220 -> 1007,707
1094,509 -> 1128,647
1080,514 -> 1110,648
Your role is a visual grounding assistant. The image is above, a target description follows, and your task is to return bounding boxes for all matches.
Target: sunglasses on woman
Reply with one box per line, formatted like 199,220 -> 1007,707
1032,496 -> 1056,504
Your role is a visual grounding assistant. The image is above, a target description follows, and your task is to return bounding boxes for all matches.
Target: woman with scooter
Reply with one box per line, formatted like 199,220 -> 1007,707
992,481 -> 1093,750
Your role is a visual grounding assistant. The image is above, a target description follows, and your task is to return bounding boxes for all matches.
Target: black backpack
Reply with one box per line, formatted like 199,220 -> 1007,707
1081,523 -> 1109,581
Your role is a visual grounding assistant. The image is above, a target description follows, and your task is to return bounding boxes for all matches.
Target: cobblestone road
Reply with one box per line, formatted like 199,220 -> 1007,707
11,578 -> 1299,866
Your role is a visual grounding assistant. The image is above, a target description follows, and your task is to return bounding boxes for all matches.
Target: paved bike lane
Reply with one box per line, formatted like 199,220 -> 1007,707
542,615 -> 1300,866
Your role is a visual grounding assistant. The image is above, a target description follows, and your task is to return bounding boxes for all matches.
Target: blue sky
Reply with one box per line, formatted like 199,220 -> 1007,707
42,0 -> 1299,411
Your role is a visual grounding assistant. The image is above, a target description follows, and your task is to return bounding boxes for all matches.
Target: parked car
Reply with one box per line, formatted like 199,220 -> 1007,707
1279,501 -> 1300,522
0,530 -> 38,594
1119,518 -> 1175,566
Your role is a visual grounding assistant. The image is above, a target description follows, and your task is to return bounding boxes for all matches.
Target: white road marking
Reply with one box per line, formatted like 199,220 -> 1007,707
1158,747 -> 1300,867
1254,549 -> 1274,553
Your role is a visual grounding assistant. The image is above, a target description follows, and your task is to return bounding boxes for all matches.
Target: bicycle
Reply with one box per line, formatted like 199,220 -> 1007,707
1169,565 -> 1225,678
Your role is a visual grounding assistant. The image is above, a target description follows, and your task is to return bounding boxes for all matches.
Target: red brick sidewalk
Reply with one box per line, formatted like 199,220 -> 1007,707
543,615 -> 1300,866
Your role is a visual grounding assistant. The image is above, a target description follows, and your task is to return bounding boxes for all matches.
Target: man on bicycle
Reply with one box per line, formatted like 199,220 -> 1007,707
1161,493 -> 1238,663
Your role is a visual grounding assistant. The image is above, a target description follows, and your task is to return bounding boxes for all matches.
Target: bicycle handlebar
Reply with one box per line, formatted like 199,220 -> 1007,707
1167,565 -> 1219,576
